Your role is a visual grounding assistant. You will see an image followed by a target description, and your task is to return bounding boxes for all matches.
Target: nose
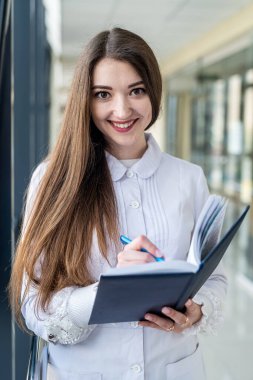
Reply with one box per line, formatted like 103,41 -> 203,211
112,95 -> 132,120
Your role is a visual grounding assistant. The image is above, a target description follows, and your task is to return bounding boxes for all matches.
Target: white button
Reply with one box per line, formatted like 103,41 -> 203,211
130,321 -> 138,328
130,200 -> 140,208
126,170 -> 134,178
131,364 -> 142,373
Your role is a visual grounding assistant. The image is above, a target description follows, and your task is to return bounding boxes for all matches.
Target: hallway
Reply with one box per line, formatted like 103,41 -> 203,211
201,202 -> 253,380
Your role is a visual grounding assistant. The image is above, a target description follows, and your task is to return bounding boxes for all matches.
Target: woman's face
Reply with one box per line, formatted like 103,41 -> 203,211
90,58 -> 152,159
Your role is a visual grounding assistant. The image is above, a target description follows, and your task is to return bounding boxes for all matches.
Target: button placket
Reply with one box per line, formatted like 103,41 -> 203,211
125,329 -> 144,378
126,169 -> 134,178
121,175 -> 146,237
131,364 -> 142,374
130,200 -> 140,209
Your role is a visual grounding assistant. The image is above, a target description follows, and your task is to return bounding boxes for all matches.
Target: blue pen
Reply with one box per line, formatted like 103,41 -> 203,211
120,235 -> 165,262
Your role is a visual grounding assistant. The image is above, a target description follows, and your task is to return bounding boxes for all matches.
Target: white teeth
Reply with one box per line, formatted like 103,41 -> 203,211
111,121 -> 134,129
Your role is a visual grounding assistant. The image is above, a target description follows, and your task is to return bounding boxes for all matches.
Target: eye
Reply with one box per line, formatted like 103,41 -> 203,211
94,91 -> 110,100
130,87 -> 146,96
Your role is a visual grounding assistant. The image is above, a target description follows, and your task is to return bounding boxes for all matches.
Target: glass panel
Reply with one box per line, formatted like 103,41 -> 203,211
227,75 -> 243,155
245,69 -> 253,84
244,87 -> 253,154
210,80 -> 225,155
223,155 -> 241,196
208,155 -> 224,191
192,96 -> 205,151
240,157 -> 253,203
189,69 -> 253,285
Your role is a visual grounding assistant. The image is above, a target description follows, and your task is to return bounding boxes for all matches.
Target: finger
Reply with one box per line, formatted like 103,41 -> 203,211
124,235 -> 162,258
144,313 -> 175,332
185,299 -> 203,324
161,307 -> 189,326
138,321 -> 164,330
185,299 -> 196,312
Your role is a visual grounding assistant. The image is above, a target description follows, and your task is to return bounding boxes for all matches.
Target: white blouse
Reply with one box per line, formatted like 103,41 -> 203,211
21,133 -> 227,380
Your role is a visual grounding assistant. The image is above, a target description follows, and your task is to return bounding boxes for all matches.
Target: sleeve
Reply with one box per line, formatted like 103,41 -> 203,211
183,167 -> 228,336
21,163 -> 99,345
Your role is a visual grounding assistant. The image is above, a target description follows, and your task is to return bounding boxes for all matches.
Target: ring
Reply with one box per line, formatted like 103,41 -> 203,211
166,324 -> 174,332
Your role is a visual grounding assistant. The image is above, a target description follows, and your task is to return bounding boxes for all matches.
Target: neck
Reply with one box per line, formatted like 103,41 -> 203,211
108,143 -> 147,159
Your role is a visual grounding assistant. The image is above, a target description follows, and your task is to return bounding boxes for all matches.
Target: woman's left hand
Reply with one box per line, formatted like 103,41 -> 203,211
138,299 -> 202,333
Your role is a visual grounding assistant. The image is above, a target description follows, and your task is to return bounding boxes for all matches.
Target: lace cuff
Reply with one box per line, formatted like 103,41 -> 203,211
45,309 -> 86,345
182,288 -> 224,336
43,287 -> 95,345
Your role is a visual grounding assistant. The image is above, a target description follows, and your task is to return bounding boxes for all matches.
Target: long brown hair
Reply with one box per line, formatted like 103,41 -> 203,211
9,27 -> 162,325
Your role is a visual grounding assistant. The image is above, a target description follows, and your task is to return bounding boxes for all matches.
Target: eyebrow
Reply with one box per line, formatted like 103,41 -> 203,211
91,80 -> 144,91
128,80 -> 144,88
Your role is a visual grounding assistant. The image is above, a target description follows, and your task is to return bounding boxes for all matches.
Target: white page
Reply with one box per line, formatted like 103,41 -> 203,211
104,259 -> 197,277
200,200 -> 227,259
187,195 -> 227,266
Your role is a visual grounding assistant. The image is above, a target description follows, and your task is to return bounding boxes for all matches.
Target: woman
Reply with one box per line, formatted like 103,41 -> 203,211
10,28 -> 227,380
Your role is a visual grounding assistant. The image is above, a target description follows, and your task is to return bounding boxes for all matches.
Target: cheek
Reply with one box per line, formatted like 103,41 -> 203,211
143,100 -> 152,122
136,100 -> 151,116
90,103 -> 104,123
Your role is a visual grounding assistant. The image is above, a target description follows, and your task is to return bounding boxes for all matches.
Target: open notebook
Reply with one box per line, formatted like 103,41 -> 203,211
89,196 -> 249,324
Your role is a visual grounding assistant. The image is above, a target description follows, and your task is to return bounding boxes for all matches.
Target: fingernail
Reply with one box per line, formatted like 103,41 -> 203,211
162,307 -> 170,314
155,249 -> 164,258
186,299 -> 192,307
145,314 -> 152,321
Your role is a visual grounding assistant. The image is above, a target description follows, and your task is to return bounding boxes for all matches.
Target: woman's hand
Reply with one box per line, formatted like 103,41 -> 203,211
138,299 -> 202,333
117,235 -> 164,267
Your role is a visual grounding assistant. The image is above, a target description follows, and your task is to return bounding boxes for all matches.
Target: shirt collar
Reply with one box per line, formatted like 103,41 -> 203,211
106,133 -> 162,182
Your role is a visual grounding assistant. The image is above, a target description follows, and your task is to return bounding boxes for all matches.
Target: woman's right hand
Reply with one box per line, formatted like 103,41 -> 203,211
117,235 -> 164,267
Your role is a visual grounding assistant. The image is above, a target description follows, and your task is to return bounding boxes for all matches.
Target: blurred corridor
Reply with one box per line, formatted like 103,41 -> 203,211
1,0 -> 253,378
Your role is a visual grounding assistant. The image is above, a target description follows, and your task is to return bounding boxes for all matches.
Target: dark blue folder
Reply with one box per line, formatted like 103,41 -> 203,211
89,205 -> 249,325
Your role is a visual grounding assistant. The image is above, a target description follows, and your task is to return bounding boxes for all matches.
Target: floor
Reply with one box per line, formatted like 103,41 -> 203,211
200,202 -> 253,380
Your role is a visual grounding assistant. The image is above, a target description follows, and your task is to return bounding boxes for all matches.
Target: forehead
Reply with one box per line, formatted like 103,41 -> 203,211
92,58 -> 141,85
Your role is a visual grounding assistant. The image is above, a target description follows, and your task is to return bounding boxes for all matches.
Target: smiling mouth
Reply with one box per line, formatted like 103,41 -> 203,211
109,119 -> 137,130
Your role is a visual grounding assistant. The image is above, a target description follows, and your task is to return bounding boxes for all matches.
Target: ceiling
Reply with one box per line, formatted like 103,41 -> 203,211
60,0 -> 253,82
61,0 -> 253,96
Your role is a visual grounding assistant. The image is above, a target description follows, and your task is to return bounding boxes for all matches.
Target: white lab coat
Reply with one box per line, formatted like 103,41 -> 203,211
21,134 -> 227,380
